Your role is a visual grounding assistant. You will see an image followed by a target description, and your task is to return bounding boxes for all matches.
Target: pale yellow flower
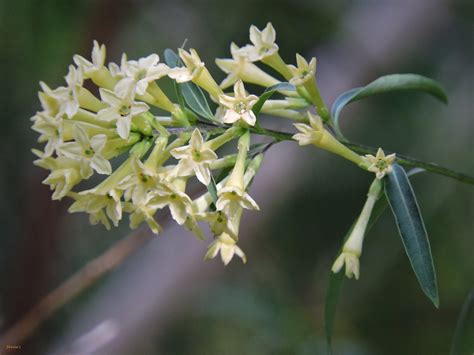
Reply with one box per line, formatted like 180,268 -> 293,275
215,43 -> 280,89
288,54 -> 317,86
168,48 -> 204,83
292,112 -> 324,145
218,81 -> 258,126
119,54 -> 169,95
365,148 -> 396,179
170,128 -> 218,185
58,125 -> 112,178
331,179 -> 382,279
73,40 -> 106,76
123,192 -> 163,234
236,23 -> 279,62
69,188 -> 123,228
97,85 -> 149,139
31,113 -> 64,157
204,232 -> 247,265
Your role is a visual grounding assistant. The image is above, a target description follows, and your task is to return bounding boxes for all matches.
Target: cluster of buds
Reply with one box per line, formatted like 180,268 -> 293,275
31,23 -> 396,265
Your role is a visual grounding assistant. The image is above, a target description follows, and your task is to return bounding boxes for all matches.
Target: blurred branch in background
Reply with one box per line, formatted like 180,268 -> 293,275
0,227 -> 152,347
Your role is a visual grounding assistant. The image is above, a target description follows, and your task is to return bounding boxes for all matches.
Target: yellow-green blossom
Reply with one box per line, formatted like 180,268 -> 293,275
97,85 -> 149,139
218,81 -> 258,126
205,232 -> 247,265
170,128 -> 218,185
332,179 -> 382,279
215,43 -> 280,89
365,148 -> 396,179
236,23 -> 279,62
58,125 -> 112,178
293,112 -> 366,167
288,54 -> 317,86
69,188 -> 123,229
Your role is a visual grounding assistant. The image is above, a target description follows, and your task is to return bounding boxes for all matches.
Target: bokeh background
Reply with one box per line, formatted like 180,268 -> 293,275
1,0 -> 473,354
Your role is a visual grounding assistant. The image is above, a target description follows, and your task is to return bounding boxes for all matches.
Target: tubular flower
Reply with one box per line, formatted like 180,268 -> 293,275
73,40 -> 106,76
236,22 -> 279,62
97,84 -> 149,139
118,54 -> 169,96
58,125 -> 111,178
123,192 -> 163,234
365,148 -> 396,179
31,113 -> 64,157
288,54 -> 317,86
168,48 -> 204,83
215,43 -> 280,89
332,179 -> 382,279
170,128 -> 218,185
293,112 -> 366,168
205,232 -> 247,265
216,131 -> 259,215
69,188 -> 123,229
218,80 -> 258,126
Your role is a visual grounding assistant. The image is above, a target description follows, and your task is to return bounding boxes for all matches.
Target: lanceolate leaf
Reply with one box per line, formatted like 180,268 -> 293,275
325,168 -> 427,351
332,74 -> 448,139
252,82 -> 296,115
207,176 -> 218,212
163,49 -> 186,110
180,83 -> 215,121
384,164 -> 439,307
325,269 -> 344,353
164,48 -> 215,121
450,289 -> 474,355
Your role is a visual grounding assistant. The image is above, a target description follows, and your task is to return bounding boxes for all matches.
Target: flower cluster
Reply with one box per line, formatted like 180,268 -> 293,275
31,24 -> 396,265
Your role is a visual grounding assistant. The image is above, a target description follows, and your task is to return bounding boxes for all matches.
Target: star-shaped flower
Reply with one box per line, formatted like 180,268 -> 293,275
168,48 -> 204,83
332,250 -> 360,279
216,185 -> 260,216
73,40 -> 106,76
123,192 -> 163,234
288,54 -> 317,86
218,80 -> 258,126
365,148 -> 396,179
153,179 -> 193,225
119,54 -> 169,95
204,233 -> 247,265
47,65 -> 84,119
235,23 -> 279,62
31,113 -> 64,157
170,129 -> 218,185
215,43 -> 280,90
58,125 -> 112,178
38,82 -> 62,117
118,156 -> 160,205
292,112 -> 324,145
33,151 -> 83,200
69,188 -> 123,228
97,85 -> 149,139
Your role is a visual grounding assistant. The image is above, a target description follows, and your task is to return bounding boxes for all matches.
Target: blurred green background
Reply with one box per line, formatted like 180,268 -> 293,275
0,0 -> 473,354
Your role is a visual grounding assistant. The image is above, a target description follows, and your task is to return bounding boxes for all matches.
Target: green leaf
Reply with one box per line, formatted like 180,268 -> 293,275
325,269 -> 345,352
332,74 -> 448,139
180,83 -> 215,121
207,176 -> 218,211
164,48 -> 179,68
252,82 -> 296,115
164,49 -> 186,109
384,163 -> 439,307
450,289 -> 474,355
325,169 -> 428,351
164,48 -> 215,121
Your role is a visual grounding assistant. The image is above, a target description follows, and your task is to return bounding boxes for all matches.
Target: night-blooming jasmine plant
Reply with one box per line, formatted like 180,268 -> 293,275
30,25 -> 473,340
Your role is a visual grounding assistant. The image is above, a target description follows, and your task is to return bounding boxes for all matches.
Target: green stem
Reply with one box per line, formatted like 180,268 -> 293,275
247,126 -> 474,185
343,142 -> 474,185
